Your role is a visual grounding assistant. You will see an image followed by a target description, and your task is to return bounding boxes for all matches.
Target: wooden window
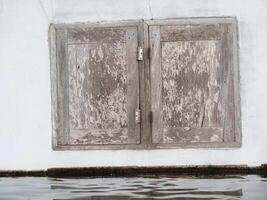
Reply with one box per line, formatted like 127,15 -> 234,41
50,17 -> 241,150
149,18 -> 241,148
50,21 -> 145,150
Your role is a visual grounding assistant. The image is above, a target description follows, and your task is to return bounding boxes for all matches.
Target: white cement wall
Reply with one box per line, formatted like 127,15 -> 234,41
0,0 -> 267,170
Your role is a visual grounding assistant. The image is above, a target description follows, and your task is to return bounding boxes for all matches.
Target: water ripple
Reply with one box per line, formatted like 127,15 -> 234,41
0,175 -> 266,199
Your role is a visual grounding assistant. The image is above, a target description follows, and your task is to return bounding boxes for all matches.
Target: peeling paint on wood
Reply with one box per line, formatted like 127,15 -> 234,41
67,27 -> 140,145
162,41 -> 222,129
150,18 -> 240,146
55,28 -> 69,145
68,42 -> 127,130
68,28 -> 126,44
68,41 -> 129,144
50,18 -> 240,150
161,24 -> 223,41
69,129 -> 128,144
50,22 -> 141,148
161,40 -> 223,143
163,127 -> 223,143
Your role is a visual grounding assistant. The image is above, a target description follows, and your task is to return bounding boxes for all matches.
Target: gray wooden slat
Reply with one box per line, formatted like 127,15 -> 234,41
152,141 -> 240,149
126,27 -> 140,144
69,129 -> 128,145
232,18 -> 242,145
52,20 -> 142,29
221,24 -> 235,142
56,28 -> 69,145
54,141 -> 240,151
145,17 -> 237,26
49,25 -> 58,148
150,26 -> 163,144
163,127 -> 223,144
68,27 -> 126,44
160,24 -> 223,41
141,21 -> 152,147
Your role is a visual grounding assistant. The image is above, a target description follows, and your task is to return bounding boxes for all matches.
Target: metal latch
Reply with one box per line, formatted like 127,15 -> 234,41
137,46 -> 143,61
135,109 -> 141,123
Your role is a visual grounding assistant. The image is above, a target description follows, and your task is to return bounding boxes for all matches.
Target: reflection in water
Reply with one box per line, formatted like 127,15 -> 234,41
0,175 -> 266,199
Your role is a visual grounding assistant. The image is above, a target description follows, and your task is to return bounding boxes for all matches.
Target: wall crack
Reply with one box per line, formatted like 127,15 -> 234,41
148,0 -> 154,19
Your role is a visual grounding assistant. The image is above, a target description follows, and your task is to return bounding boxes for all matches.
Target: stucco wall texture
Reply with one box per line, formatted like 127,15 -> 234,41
0,0 -> 266,170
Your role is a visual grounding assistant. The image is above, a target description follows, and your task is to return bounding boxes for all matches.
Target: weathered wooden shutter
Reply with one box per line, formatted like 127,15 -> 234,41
148,18 -> 241,147
50,21 -> 142,149
50,18 -> 241,150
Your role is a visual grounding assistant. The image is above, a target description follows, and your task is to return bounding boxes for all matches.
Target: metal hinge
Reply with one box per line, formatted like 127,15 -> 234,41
135,109 -> 141,124
137,46 -> 143,61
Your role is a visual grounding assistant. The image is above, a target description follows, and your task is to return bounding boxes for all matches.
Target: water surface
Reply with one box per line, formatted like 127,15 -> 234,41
0,175 -> 266,199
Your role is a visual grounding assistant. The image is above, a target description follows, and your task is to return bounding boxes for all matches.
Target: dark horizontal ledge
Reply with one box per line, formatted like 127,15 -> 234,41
1,165 -> 267,178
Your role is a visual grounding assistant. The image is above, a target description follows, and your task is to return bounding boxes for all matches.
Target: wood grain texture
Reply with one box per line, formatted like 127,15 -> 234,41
49,25 -> 58,148
125,27 -> 140,143
68,42 -> 127,130
220,24 -> 235,142
50,21 -> 144,149
68,27 -> 126,44
68,42 -> 128,144
149,17 -> 240,146
162,41 -> 222,128
150,26 -> 163,144
69,128 -> 128,144
145,17 -> 237,26
50,18 -> 240,150
67,27 -> 140,145
141,21 -> 152,147
163,127 -> 223,144
160,40 -> 223,143
56,28 -> 69,145
161,24 -> 223,41
232,19 -> 242,145
52,20 -> 142,30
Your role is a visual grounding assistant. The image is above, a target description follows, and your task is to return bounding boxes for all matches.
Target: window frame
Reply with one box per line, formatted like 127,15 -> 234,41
146,17 -> 241,149
49,20 -> 149,150
49,17 -> 241,150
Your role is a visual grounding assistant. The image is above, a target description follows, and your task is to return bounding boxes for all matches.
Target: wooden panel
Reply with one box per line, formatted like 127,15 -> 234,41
50,20 -> 145,150
152,39 -> 224,144
49,25 -> 59,148
220,24 -> 235,142
163,127 -> 223,144
161,24 -> 223,41
232,21 -> 242,145
67,27 -> 140,145
161,40 -> 222,128
68,43 -> 127,130
68,27 -> 126,44
126,27 -> 140,143
150,26 -> 163,144
55,29 -> 69,145
141,22 -> 152,146
50,18 -> 240,150
150,18 -> 240,146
